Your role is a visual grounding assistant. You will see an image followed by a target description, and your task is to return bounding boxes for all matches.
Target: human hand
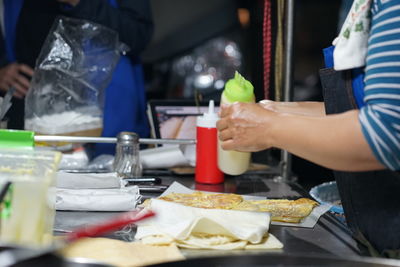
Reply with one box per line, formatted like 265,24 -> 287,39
0,63 -> 34,99
56,0 -> 80,6
217,102 -> 276,152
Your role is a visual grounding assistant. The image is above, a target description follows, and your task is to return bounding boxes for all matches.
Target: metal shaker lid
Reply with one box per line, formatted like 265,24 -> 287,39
117,132 -> 139,144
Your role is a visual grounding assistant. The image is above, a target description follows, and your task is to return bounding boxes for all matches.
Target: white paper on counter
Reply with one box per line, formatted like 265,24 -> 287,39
55,186 -> 141,211
140,145 -> 190,169
161,182 -> 331,228
56,172 -> 123,189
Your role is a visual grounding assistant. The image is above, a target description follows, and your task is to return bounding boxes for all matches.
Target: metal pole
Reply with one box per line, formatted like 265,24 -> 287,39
280,0 -> 295,182
34,135 -> 196,145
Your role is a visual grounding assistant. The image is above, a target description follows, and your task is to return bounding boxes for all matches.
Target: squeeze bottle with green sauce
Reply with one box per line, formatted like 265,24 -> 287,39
218,71 -> 255,175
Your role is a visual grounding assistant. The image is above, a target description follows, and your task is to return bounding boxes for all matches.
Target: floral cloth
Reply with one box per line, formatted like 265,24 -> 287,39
333,0 -> 372,70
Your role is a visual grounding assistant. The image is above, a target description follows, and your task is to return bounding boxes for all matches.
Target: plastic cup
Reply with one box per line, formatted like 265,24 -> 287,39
0,149 -> 61,247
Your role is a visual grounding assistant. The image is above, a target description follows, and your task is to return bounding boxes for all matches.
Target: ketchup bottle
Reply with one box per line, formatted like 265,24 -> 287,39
195,100 -> 224,184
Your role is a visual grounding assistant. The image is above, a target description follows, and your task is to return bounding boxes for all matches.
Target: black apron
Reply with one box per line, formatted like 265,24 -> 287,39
319,68 -> 400,258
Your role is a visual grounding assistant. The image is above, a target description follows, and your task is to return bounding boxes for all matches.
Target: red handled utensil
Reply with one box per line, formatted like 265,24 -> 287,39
65,210 -> 155,242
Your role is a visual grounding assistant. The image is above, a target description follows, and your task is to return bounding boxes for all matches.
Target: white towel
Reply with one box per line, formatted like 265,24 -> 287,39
56,172 -> 123,189
55,186 -> 141,211
333,0 -> 372,70
55,172 -> 140,211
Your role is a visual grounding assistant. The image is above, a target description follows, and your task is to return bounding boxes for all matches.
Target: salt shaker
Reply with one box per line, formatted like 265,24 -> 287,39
113,132 -> 142,178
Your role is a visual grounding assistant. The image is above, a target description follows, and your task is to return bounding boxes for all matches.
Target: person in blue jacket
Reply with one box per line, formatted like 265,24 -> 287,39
0,0 -> 153,155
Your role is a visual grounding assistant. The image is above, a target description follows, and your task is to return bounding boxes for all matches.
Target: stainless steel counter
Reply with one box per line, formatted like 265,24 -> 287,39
55,173 -> 360,258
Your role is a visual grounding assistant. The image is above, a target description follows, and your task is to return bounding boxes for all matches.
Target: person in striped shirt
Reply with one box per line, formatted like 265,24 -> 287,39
217,0 -> 400,257
361,1 -> 400,170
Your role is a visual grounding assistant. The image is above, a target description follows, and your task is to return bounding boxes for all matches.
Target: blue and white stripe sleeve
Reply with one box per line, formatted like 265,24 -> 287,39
359,1 -> 400,170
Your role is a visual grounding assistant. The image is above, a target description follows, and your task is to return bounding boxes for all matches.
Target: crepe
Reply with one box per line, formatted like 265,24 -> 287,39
135,199 -> 283,250
139,231 -> 283,250
60,237 -> 184,267
157,191 -> 318,223
159,191 -> 243,209
234,198 -> 318,223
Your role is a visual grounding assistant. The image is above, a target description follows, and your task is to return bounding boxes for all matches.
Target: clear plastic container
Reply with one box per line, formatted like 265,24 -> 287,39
0,149 -> 61,247
309,181 -> 344,214
24,17 -> 125,138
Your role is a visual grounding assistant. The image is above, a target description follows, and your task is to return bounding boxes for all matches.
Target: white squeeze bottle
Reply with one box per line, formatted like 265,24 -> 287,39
218,71 -> 255,175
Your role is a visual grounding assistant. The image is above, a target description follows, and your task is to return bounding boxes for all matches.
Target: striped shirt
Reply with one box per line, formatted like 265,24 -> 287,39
360,0 -> 400,170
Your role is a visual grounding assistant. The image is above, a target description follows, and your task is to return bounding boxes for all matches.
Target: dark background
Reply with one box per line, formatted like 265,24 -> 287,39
142,0 -> 343,190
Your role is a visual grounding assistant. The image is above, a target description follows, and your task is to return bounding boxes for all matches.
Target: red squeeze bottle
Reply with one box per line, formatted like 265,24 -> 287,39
195,100 -> 224,184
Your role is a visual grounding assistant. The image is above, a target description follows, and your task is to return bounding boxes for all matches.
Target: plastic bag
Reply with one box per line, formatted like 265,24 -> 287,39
25,16 -> 126,136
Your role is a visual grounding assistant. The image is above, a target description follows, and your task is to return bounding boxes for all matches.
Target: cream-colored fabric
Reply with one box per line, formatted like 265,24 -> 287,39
135,199 -> 283,250
333,0 -> 372,70
60,237 -> 184,267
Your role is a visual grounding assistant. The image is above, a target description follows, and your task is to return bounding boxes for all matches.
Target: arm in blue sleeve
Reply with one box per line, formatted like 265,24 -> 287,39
359,1 -> 400,170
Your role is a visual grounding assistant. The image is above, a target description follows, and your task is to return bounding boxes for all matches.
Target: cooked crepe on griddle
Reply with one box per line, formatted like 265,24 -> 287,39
159,191 -> 243,209
157,192 -> 318,223
233,198 -> 318,223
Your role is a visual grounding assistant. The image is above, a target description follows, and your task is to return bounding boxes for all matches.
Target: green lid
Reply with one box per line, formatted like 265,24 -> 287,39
0,129 -> 35,148
223,71 -> 254,103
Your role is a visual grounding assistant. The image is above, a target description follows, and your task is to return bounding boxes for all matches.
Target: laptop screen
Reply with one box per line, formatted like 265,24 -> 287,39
147,100 -> 220,140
